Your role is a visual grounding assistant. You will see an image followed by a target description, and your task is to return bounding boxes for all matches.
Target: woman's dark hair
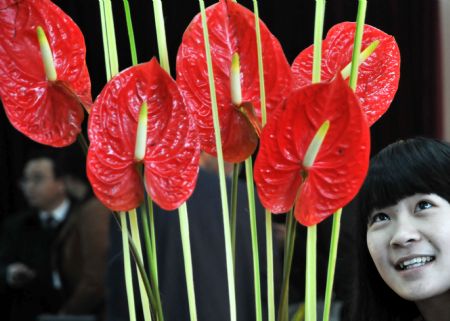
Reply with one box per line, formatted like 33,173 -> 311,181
350,137 -> 450,321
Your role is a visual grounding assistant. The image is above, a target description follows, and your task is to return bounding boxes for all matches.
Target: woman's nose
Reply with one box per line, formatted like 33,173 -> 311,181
389,219 -> 421,247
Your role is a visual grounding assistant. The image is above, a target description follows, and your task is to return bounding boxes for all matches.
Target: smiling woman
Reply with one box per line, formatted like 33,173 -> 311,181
351,137 -> 450,321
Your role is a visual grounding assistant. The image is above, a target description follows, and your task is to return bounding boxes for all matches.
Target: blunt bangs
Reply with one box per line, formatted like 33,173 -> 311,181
358,137 -> 450,222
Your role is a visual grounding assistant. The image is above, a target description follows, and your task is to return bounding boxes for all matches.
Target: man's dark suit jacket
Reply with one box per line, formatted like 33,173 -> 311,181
0,198 -> 110,321
0,208 -> 68,321
107,168 -> 278,321
54,197 -> 110,319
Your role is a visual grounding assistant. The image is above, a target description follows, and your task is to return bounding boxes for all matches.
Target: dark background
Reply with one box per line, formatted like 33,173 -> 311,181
0,0 -> 442,220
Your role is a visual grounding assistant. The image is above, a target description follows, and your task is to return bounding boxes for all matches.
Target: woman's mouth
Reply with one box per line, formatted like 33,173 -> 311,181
396,256 -> 435,271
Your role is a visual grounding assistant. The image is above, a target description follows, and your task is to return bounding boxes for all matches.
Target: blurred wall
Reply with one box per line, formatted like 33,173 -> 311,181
440,0 -> 450,141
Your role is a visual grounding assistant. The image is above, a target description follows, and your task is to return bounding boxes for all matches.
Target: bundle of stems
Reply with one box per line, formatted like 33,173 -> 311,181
95,1 -> 370,321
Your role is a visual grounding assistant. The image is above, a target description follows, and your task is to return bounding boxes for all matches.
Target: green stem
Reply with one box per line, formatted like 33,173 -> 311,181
322,209 -> 342,321
147,1 -> 170,314
322,2 -> 368,320
305,225 -> 317,321
114,212 -> 156,318
129,209 -> 153,321
122,0 -> 138,66
265,209 -> 275,321
104,0 -> 119,77
306,1 -> 325,320
152,0 -> 170,74
198,1 -> 236,320
179,203 -> 198,321
312,0 -> 326,83
277,210 -> 296,321
281,211 -> 294,287
98,0 -> 111,80
146,196 -> 160,288
252,2 -> 274,318
140,200 -> 153,282
127,232 -> 158,320
120,212 -> 137,321
245,158 -> 262,321
230,162 -> 240,266
349,0 -> 368,91
141,197 -> 164,321
252,0 -> 267,125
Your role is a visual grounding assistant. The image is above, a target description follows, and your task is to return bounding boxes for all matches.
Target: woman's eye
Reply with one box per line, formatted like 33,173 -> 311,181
369,213 -> 390,225
416,200 -> 432,211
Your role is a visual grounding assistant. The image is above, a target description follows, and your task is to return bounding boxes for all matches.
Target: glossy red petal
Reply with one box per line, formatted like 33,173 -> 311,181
87,150 -> 144,211
87,58 -> 200,212
176,0 -> 291,162
0,0 -> 91,146
253,104 -> 302,214
254,75 -> 370,226
291,22 -> 400,126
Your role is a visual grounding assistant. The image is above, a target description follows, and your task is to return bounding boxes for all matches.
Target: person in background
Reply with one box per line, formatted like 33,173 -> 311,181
0,145 -> 111,321
0,149 -> 72,321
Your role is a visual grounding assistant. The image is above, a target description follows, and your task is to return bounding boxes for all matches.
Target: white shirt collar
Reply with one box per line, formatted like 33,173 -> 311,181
39,198 -> 71,225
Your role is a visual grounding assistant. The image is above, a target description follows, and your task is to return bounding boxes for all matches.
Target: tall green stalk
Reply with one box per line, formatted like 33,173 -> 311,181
152,0 -> 170,73
251,1 -> 275,320
151,2 -> 199,319
349,0 -> 368,91
198,1 -> 236,320
103,0 -> 119,76
98,2 -> 141,319
122,0 -> 138,65
312,0 -> 326,84
123,2 -> 164,313
322,1 -> 367,321
305,225 -> 317,321
141,197 -> 164,320
245,158 -> 262,321
306,1 -> 326,321
277,210 -> 297,321
129,209 -> 153,321
322,209 -> 342,321
116,211 -> 157,318
145,196 -> 159,289
252,0 -> 267,125
179,203 -> 198,321
265,209 -> 275,320
231,163 -> 240,265
127,232 -> 159,319
98,1 -> 111,80
120,212 -> 137,321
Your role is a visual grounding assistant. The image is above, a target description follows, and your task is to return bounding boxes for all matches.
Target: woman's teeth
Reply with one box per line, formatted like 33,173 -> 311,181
398,256 -> 435,270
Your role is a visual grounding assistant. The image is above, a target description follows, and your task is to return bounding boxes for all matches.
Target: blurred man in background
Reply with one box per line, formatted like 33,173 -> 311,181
0,150 -> 71,321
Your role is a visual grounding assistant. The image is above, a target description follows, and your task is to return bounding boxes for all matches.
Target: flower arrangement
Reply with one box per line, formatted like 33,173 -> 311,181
0,0 -> 400,321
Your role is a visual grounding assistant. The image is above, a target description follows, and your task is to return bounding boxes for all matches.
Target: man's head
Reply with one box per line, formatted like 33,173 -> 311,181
20,153 -> 67,212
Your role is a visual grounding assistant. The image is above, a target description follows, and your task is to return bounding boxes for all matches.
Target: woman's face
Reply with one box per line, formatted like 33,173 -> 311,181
367,193 -> 450,302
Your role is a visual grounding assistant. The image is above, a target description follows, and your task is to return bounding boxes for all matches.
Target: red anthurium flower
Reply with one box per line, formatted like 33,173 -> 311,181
177,0 -> 291,163
291,22 -> 400,126
0,0 -> 91,147
87,58 -> 200,212
254,75 -> 370,226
